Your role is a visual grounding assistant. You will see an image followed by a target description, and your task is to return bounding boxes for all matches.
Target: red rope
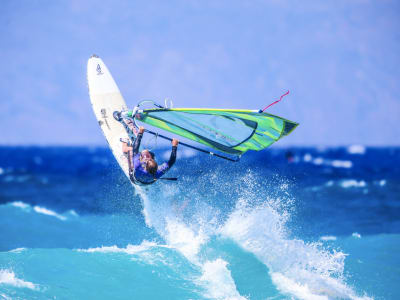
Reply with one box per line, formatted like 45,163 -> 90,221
261,90 -> 290,112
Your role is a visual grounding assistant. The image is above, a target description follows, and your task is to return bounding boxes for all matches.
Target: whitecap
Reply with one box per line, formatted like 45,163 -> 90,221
331,160 -> 353,168
320,236 -> 337,241
11,201 -> 30,209
313,157 -> 324,165
163,217 -> 207,262
199,259 -> 246,300
77,241 -> 171,266
352,233 -> 362,239
0,269 -> 38,290
340,180 -> 366,188
77,240 -> 162,254
8,248 -> 26,253
347,145 -> 366,155
33,206 -> 67,221
0,167 -> 4,175
135,186 -> 245,299
271,272 -> 371,300
303,153 -> 312,162
220,199 -> 371,300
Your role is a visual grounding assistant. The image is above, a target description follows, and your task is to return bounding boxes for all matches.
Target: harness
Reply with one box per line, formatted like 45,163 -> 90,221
129,170 -> 157,186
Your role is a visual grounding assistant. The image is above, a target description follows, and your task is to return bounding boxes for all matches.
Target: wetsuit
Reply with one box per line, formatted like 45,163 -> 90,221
129,132 -> 177,185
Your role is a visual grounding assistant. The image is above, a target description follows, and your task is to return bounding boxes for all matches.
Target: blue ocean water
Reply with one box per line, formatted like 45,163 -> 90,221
0,145 -> 399,299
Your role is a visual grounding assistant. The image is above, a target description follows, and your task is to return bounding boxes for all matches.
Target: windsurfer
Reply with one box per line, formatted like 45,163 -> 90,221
122,126 -> 179,185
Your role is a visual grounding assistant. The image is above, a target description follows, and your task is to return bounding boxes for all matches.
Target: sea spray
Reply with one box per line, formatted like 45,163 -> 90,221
219,175 -> 371,300
135,179 -> 246,299
135,168 -> 372,299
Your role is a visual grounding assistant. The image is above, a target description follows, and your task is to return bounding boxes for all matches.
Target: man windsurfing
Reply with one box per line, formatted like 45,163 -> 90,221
121,125 -> 179,185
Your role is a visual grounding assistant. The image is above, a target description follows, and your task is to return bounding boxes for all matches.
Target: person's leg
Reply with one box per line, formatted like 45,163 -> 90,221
122,142 -> 133,153
123,118 -> 138,136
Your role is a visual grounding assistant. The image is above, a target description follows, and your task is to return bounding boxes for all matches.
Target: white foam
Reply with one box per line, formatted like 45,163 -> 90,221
331,160 -> 353,169
347,145 -> 366,155
9,248 -> 26,253
0,167 -> 4,175
313,157 -> 324,165
77,240 -> 161,254
163,217 -> 207,261
162,216 -> 243,299
10,202 -> 69,222
0,269 -> 38,290
378,179 -> 386,187
303,153 -> 312,162
271,272 -> 326,300
340,180 -> 366,188
303,155 -> 353,169
200,259 -> 247,300
33,206 -> 67,221
220,198 -> 371,300
271,272 -> 371,300
320,236 -> 337,241
135,186 -> 153,227
352,233 -> 362,239
11,201 -> 30,209
77,241 -> 173,266
136,185 -> 244,299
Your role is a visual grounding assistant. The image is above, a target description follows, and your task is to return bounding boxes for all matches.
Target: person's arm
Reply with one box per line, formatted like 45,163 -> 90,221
132,127 -> 145,155
157,138 -> 179,177
167,139 -> 178,168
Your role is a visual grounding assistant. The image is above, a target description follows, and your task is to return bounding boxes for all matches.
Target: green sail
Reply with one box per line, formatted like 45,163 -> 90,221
134,108 -> 298,155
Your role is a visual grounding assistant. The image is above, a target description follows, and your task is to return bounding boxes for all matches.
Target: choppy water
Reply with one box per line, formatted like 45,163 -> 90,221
0,145 -> 399,299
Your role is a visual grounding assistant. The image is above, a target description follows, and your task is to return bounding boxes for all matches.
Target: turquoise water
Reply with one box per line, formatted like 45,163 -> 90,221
0,146 -> 399,299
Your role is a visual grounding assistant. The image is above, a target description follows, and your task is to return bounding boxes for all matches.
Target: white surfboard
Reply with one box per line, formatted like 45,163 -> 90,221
87,55 -> 131,180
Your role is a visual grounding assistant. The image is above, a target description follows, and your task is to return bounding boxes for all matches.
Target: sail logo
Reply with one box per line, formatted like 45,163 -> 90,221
96,64 -> 103,75
198,122 -> 235,144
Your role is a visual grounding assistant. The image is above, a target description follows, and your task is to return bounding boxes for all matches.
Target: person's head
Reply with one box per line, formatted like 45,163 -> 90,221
146,159 -> 158,175
140,150 -> 153,162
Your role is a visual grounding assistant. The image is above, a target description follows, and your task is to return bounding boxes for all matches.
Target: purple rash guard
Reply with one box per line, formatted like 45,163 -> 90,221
131,132 -> 177,184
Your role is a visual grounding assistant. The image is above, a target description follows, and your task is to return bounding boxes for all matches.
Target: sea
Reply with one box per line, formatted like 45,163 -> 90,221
0,145 -> 399,300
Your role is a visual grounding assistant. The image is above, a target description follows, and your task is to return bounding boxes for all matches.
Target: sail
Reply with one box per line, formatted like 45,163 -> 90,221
133,108 -> 298,155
